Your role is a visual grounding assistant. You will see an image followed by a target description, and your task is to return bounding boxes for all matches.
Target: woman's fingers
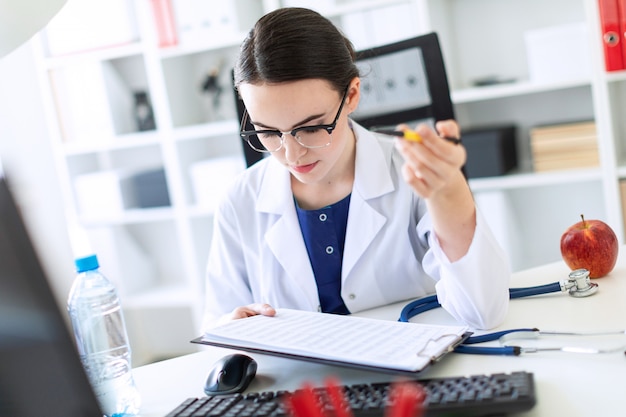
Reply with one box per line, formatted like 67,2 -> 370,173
229,303 -> 276,320
394,122 -> 466,198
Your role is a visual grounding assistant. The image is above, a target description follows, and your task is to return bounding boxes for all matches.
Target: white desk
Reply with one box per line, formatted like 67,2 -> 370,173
134,253 -> 626,416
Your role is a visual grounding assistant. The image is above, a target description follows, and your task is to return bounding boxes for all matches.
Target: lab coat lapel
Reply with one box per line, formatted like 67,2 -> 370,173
342,124 -> 395,279
256,159 -> 319,309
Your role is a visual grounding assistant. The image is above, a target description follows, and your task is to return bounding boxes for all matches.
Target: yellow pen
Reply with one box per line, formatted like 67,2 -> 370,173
372,128 -> 461,145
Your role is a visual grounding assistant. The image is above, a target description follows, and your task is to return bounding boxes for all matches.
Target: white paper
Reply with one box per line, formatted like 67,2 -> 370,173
203,308 -> 468,372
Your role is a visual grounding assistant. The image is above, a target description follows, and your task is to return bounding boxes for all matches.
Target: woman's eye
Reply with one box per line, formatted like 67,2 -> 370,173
258,131 -> 282,140
298,127 -> 323,136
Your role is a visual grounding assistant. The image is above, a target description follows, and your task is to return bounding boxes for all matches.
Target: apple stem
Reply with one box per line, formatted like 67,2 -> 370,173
580,214 -> 586,228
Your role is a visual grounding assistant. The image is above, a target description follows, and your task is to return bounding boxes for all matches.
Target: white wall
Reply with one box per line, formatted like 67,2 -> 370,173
0,40 -> 75,310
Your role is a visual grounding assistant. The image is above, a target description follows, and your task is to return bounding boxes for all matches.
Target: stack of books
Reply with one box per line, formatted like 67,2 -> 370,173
530,121 -> 599,172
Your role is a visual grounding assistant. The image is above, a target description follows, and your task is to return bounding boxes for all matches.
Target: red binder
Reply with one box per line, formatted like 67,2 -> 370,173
150,0 -> 178,48
619,0 -> 626,68
598,0 -> 625,71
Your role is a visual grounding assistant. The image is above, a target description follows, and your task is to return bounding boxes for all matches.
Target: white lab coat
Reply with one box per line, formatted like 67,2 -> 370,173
202,121 -> 510,331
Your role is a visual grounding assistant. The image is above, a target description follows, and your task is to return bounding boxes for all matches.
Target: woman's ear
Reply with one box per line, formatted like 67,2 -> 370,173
345,77 -> 360,114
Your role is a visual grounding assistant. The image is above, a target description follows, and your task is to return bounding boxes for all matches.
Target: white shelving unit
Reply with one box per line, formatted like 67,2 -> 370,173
32,0 -> 626,364
428,0 -> 625,272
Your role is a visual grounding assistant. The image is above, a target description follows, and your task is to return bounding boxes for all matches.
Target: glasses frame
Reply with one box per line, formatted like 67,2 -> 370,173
239,87 -> 349,153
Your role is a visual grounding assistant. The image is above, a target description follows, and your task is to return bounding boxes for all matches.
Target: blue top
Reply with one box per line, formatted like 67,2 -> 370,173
75,254 -> 99,273
296,194 -> 351,314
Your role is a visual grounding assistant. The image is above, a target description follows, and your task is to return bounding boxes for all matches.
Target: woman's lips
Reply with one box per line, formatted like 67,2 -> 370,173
291,162 -> 318,174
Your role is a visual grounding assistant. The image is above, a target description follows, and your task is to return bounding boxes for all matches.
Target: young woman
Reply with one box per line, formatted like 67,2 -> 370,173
202,7 -> 510,331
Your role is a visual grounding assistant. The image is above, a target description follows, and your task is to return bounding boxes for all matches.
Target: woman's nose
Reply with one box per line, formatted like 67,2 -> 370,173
282,133 -> 307,161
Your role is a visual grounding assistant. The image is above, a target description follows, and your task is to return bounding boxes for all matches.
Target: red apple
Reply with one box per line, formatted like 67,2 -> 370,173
560,215 -> 619,278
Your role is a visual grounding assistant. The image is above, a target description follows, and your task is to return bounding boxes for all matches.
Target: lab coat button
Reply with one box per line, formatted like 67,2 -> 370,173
349,294 -> 356,300
319,213 -> 327,221
325,246 -> 334,254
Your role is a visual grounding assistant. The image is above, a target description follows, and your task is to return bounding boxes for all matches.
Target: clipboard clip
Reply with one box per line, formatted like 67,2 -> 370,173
415,332 -> 470,361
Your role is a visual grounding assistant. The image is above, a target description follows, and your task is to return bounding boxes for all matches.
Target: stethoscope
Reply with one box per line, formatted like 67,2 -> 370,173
399,268 -> 626,355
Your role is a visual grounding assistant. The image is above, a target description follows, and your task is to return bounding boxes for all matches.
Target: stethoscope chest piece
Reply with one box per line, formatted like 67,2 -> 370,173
564,269 -> 598,298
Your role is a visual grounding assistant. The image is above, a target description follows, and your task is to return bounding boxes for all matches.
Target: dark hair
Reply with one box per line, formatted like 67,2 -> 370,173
234,7 -> 360,93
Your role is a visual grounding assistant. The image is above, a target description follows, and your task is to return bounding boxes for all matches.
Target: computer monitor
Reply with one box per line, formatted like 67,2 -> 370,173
234,32 -> 454,167
351,32 -> 454,129
0,171 -> 102,416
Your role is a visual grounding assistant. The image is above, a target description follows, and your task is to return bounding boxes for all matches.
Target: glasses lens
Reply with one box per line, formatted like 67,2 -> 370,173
256,132 -> 283,152
243,133 -> 269,152
242,132 -> 283,153
294,127 -> 332,148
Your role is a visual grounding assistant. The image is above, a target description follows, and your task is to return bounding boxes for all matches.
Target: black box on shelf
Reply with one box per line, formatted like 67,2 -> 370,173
462,125 -> 518,179
131,168 -> 171,208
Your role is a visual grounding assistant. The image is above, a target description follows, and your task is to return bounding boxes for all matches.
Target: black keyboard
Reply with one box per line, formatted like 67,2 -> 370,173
165,371 -> 536,417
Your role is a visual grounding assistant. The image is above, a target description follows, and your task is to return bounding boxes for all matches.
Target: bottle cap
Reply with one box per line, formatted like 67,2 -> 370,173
75,254 -> 99,273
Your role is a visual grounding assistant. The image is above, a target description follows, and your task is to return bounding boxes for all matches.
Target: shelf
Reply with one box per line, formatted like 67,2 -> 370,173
123,284 -> 196,309
324,0 -> 413,17
79,206 -> 176,226
63,130 -> 161,155
188,205 -> 217,218
452,78 -> 591,104
172,120 -> 239,142
616,166 -> 626,179
605,70 -> 626,83
158,32 -> 247,60
469,167 -> 602,192
43,42 -> 145,68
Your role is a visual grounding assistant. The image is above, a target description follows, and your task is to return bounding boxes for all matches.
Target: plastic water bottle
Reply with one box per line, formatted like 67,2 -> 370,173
67,254 -> 141,417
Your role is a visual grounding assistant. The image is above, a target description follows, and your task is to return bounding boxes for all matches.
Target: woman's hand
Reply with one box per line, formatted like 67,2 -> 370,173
394,120 -> 465,199
218,303 -> 276,325
394,120 -> 476,262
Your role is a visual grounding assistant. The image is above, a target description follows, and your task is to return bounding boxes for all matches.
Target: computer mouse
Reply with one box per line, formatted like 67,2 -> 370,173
204,353 -> 258,395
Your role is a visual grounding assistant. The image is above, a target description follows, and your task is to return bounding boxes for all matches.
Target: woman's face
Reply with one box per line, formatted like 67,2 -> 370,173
238,78 -> 359,186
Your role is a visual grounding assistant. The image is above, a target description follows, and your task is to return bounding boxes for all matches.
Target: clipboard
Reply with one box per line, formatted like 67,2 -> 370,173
191,308 -> 471,375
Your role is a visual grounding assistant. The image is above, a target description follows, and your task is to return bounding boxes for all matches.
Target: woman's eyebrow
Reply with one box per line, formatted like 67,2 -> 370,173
250,112 -> 326,130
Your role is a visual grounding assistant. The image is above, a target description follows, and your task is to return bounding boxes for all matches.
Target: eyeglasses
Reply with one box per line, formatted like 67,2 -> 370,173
240,88 -> 348,153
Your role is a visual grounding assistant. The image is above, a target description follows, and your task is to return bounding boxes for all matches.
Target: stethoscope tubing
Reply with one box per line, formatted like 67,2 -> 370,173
453,345 -> 522,356
509,282 -> 562,299
398,282 -> 567,355
399,283 -> 563,322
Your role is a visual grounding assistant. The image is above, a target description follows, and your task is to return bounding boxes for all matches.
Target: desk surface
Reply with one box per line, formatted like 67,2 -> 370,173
134,253 -> 626,416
